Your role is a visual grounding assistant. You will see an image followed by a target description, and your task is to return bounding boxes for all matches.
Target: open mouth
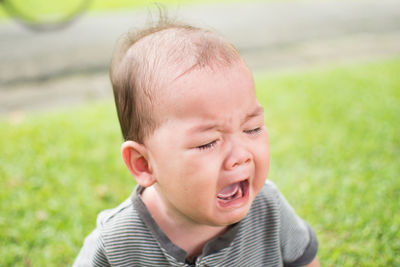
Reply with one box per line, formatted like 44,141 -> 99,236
217,179 -> 249,207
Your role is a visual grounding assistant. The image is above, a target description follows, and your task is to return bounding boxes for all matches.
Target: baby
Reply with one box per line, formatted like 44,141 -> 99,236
74,17 -> 319,267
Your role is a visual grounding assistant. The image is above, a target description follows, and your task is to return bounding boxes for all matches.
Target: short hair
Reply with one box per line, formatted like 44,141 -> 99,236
110,16 -> 242,143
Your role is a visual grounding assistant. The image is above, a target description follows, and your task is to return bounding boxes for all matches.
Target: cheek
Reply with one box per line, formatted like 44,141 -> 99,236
182,154 -> 221,185
167,158 -> 220,214
162,153 -> 221,194
254,136 -> 270,175
261,142 -> 270,168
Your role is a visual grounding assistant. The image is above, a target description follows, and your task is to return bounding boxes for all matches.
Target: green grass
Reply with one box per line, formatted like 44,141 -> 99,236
1,58 -> 399,265
256,59 -> 400,266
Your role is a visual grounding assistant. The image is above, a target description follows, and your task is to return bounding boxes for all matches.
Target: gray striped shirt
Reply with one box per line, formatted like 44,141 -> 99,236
74,181 -> 318,266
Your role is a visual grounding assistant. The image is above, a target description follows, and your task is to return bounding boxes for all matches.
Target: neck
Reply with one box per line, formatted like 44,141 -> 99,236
141,186 -> 227,258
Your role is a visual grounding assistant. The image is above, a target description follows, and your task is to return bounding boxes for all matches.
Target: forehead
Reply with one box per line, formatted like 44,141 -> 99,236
156,62 -> 258,123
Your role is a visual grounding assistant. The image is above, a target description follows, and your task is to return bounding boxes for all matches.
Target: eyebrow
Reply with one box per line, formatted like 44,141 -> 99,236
245,105 -> 264,120
187,123 -> 219,134
187,106 -> 264,134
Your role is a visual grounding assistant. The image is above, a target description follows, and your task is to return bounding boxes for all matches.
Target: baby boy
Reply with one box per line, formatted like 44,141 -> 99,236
74,18 -> 319,267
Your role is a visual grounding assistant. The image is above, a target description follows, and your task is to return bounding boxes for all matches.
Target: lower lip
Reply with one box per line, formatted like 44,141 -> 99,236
217,180 -> 250,209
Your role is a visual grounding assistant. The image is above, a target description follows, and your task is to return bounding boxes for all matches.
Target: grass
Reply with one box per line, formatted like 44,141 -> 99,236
256,59 -> 400,266
1,58 -> 399,265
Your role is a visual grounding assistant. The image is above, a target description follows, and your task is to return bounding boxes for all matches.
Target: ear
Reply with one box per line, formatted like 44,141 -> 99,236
121,141 -> 156,188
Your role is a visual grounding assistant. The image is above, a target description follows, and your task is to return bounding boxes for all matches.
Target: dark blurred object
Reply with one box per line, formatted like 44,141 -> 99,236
0,0 -> 92,31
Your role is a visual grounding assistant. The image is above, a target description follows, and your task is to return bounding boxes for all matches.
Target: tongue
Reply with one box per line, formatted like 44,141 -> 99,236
218,183 -> 240,199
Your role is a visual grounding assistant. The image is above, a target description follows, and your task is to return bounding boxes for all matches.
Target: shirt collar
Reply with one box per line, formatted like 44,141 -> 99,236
131,185 -> 241,264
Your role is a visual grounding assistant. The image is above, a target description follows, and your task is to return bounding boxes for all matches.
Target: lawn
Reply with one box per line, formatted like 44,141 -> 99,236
1,58 -> 399,266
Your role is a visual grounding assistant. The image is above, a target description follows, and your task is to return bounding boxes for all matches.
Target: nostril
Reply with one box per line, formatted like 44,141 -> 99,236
230,155 -> 251,169
224,142 -> 252,170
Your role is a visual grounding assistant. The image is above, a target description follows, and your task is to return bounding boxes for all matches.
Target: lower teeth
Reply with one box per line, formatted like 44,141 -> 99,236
219,184 -> 242,201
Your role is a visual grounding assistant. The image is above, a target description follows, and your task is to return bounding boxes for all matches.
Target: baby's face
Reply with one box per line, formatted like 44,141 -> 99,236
144,61 -> 270,226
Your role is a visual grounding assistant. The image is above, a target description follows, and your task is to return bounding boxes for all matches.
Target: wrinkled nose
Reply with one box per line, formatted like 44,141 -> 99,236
224,139 -> 252,170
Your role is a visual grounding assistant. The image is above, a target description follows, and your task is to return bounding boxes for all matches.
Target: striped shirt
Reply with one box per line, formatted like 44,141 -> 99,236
73,181 -> 318,266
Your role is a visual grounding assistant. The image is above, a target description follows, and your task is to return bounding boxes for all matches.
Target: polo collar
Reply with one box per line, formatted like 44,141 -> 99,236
131,185 -> 241,264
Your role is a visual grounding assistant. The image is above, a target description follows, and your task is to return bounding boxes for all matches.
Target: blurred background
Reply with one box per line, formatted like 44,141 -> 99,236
1,0 -> 399,113
0,0 -> 399,265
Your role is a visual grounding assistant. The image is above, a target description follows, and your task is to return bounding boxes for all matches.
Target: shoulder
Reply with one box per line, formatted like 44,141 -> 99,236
256,181 -> 319,267
238,180 -> 283,241
96,197 -> 134,225
94,185 -> 151,236
95,197 -> 141,232
258,179 -> 281,199
73,194 -> 151,266
95,194 -> 154,249
254,180 -> 303,218
76,191 -> 162,265
250,180 -> 281,214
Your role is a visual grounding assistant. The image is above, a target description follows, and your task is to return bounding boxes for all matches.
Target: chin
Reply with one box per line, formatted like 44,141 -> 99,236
214,203 -> 252,226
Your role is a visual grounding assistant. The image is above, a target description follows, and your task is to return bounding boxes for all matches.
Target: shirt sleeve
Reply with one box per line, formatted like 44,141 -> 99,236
72,228 -> 110,267
276,186 -> 318,266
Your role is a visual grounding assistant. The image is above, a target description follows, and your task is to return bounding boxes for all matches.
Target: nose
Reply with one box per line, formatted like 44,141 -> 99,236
223,137 -> 252,170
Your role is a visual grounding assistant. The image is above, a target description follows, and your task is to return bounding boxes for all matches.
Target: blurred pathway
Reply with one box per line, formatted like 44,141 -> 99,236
1,0 -> 400,113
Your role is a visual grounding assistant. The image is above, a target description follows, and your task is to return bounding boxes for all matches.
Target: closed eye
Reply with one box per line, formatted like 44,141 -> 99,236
244,127 -> 262,135
197,140 -> 217,150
